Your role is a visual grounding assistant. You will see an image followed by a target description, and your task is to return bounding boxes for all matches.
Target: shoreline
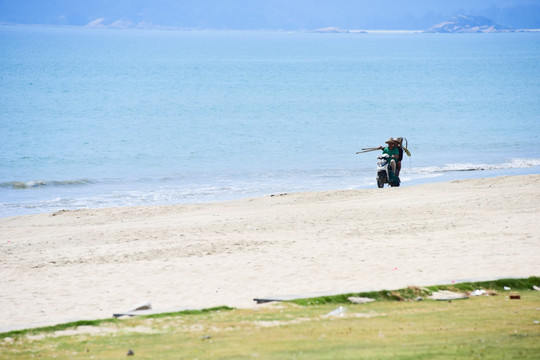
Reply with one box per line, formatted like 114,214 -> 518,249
2,174 -> 539,331
2,164 -> 539,219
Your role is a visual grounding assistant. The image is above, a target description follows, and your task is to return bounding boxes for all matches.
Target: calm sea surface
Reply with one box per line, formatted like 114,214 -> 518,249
1,26 -> 539,216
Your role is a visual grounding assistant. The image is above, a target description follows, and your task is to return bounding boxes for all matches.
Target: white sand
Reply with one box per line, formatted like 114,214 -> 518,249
1,175 -> 539,331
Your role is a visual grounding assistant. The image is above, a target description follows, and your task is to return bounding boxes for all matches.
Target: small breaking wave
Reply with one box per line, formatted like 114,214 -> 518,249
0,179 -> 94,190
413,158 -> 540,175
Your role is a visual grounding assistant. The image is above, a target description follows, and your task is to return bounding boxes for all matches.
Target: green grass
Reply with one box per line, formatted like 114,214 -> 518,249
1,277 -> 539,359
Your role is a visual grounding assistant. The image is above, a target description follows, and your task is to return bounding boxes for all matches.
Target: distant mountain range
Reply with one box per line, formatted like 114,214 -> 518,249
425,15 -> 512,33
1,0 -> 540,31
314,15 -> 539,33
82,14 -> 538,33
312,15 -> 533,33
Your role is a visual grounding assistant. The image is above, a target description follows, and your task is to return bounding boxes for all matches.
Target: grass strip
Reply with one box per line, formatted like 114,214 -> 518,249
1,279 -> 539,359
2,277 -> 538,338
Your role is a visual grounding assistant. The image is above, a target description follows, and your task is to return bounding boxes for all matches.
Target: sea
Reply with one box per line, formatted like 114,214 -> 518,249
1,26 -> 539,217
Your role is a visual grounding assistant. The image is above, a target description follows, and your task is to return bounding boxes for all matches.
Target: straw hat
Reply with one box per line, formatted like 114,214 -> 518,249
385,137 -> 397,145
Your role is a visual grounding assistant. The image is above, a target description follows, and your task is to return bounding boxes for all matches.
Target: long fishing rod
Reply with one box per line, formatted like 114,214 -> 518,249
355,147 -> 380,154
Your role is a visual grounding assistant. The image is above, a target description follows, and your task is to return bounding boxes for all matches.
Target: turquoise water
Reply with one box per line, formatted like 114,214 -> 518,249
1,26 -> 540,216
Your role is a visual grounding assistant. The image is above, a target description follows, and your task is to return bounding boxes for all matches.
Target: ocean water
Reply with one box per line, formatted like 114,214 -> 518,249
1,26 -> 539,217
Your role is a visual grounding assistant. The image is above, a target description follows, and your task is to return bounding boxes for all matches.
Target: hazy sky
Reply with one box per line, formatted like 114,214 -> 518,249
1,0 -> 539,29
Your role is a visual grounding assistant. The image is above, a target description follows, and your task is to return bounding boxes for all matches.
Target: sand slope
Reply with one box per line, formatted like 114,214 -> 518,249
1,175 -> 539,331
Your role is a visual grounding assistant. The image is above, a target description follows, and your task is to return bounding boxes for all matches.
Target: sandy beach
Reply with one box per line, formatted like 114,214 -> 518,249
1,174 -> 539,332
